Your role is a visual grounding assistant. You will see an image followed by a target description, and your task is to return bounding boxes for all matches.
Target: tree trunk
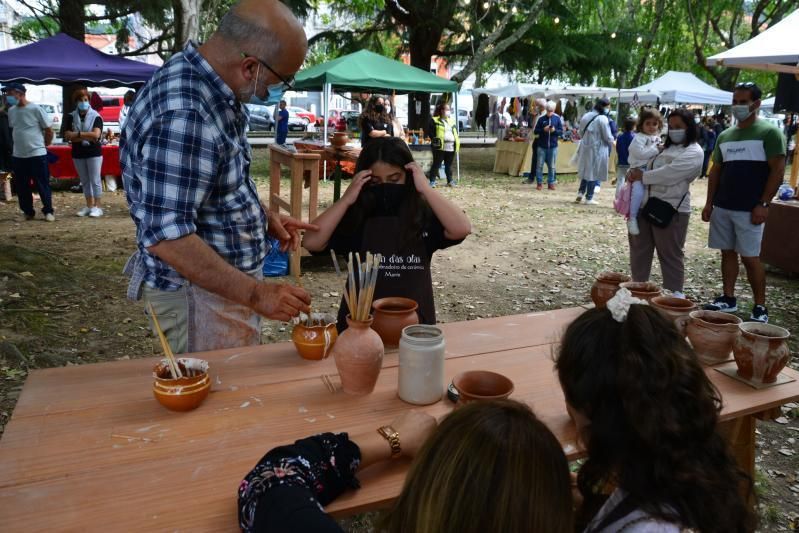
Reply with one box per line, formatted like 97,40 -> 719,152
407,27 -> 439,130
172,0 -> 185,53
179,0 -> 201,47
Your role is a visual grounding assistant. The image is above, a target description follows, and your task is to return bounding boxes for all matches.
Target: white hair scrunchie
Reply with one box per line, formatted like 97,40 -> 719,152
606,287 -> 648,322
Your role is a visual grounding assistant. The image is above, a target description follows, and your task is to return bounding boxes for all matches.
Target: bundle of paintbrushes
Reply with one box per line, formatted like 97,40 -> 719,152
344,251 -> 381,321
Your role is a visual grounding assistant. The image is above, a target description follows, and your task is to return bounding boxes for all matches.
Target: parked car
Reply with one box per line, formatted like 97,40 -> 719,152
287,106 -> 316,125
286,110 -> 307,131
98,95 -> 124,124
245,104 -> 275,131
327,109 -> 361,132
457,109 -> 472,131
39,103 -> 61,129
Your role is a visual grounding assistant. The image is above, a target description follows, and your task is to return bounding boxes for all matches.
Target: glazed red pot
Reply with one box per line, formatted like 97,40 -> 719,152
732,322 -> 791,384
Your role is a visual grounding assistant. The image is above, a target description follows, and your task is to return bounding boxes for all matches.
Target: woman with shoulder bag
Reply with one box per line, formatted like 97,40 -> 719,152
626,108 -> 703,298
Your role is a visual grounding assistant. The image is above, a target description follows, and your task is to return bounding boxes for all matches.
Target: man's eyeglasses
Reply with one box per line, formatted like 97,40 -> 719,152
241,52 -> 295,91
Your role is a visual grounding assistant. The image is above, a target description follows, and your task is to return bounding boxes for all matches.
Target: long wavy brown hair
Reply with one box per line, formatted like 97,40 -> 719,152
358,94 -> 389,130
384,400 -> 573,533
556,306 -> 757,532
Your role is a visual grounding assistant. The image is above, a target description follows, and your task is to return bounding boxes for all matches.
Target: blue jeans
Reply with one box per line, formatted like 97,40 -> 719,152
578,179 -> 597,200
12,155 -> 53,216
536,146 -> 557,185
276,128 -> 288,145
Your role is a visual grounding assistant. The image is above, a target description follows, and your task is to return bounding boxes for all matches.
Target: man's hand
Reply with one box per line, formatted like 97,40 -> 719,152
701,203 -> 713,223
249,282 -> 311,322
264,209 -> 320,252
751,204 -> 769,225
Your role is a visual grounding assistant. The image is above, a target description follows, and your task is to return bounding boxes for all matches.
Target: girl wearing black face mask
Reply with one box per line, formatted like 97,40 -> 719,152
303,137 -> 472,332
359,95 -> 393,149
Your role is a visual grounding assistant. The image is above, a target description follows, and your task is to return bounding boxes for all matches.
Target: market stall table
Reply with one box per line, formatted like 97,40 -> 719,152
47,143 -> 121,180
761,199 -> 799,273
493,140 -> 616,177
0,308 -> 796,531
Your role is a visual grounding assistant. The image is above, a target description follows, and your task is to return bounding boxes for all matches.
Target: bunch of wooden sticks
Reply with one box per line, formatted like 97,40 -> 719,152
342,251 -> 381,321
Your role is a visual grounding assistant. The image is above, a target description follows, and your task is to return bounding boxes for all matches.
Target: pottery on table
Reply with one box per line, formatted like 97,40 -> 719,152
371,297 -> 419,348
685,311 -> 742,365
152,358 -> 210,411
650,296 -> 698,333
618,281 -> 662,302
292,322 -> 338,360
331,315 -> 385,395
732,322 -> 791,384
590,271 -> 631,308
329,132 -> 350,148
452,370 -> 514,404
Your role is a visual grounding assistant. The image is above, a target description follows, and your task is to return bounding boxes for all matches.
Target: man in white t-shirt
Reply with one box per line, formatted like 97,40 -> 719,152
4,83 -> 55,221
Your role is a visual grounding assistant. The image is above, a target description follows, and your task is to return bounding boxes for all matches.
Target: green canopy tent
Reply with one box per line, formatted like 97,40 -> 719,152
293,50 -> 461,183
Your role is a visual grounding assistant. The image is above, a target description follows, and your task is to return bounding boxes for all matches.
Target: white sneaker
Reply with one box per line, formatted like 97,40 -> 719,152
77,207 -> 91,217
627,218 -> 640,235
575,194 -> 583,203
44,213 -> 55,222
584,199 -> 598,205
594,185 -> 601,197
89,207 -> 103,218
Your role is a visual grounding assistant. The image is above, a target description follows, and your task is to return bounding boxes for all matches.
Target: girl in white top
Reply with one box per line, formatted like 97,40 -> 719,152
625,108 -> 664,235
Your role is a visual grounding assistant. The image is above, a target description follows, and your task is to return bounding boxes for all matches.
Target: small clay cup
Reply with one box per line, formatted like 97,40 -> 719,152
685,310 -> 742,365
329,132 -> 350,148
591,271 -> 631,308
732,322 -> 791,384
152,358 -> 210,412
452,370 -> 514,404
619,281 -> 662,302
650,296 -> 697,333
292,322 -> 338,360
372,297 -> 420,347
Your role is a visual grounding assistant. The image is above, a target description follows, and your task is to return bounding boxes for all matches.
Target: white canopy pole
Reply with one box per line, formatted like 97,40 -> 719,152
453,91 -> 460,184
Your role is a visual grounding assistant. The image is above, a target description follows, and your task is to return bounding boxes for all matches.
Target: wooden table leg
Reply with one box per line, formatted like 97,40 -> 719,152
308,162 -> 319,222
718,415 -> 756,507
289,159 -> 304,278
269,159 -> 282,213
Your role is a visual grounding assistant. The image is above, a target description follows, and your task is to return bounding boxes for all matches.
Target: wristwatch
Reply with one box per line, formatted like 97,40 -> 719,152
759,201 -> 770,208
377,425 -> 401,458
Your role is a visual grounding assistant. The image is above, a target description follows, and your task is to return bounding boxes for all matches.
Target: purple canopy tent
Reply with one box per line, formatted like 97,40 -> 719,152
0,33 -> 157,87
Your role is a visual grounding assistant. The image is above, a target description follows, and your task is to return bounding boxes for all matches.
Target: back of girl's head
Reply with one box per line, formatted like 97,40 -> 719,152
386,400 -> 572,533
556,306 -> 756,532
623,118 -> 636,132
636,106 -> 663,131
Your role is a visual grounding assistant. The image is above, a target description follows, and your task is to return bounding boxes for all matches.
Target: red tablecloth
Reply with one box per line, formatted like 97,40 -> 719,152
47,144 -> 121,179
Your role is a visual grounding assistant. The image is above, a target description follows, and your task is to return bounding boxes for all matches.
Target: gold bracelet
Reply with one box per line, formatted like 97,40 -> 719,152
377,425 -> 401,458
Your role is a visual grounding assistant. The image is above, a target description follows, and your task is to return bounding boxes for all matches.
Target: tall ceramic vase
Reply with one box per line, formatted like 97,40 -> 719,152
732,322 -> 791,384
331,316 -> 385,395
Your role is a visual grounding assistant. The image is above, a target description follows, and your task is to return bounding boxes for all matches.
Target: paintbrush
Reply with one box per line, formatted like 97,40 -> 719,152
147,303 -> 182,379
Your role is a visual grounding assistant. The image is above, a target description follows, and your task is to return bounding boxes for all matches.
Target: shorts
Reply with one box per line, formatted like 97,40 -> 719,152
708,206 -> 764,257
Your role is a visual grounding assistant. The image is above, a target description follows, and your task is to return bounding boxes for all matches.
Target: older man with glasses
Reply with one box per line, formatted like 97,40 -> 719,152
121,0 -> 317,354
701,82 -> 786,323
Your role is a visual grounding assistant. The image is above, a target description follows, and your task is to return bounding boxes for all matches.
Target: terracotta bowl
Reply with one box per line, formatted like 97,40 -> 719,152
590,271 -> 631,308
650,296 -> 698,332
452,370 -> 514,404
372,297 -> 419,347
152,358 -> 210,412
619,281 -> 662,302
292,322 -> 338,360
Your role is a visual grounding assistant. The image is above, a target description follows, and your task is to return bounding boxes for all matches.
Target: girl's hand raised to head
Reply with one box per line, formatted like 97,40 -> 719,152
405,162 -> 429,193
342,170 -> 372,206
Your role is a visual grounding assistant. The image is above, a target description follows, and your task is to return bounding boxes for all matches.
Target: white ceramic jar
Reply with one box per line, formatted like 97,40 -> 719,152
398,325 -> 445,405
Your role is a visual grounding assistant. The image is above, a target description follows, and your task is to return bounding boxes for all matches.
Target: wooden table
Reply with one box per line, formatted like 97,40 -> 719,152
1,308 -> 797,531
47,144 -> 121,180
761,199 -> 799,273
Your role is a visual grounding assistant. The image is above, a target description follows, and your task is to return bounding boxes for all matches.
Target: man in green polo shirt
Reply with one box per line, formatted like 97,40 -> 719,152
702,82 -> 786,323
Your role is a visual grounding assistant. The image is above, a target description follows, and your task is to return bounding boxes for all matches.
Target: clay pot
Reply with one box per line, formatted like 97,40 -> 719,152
372,297 -> 420,348
685,311 -> 742,365
591,271 -> 631,308
329,132 -> 350,148
292,322 -> 338,360
152,358 -> 210,411
650,296 -> 698,333
331,315 -> 385,395
619,281 -> 662,302
452,370 -> 514,404
732,322 -> 791,384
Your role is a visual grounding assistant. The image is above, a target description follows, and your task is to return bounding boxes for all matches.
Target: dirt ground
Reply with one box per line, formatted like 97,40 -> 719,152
0,148 -> 797,530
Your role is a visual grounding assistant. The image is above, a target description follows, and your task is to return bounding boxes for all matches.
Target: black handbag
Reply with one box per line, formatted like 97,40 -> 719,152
640,187 -> 687,228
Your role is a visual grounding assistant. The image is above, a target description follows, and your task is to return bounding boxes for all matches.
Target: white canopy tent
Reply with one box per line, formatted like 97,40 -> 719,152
619,71 -> 733,105
706,9 -> 799,75
471,83 -> 550,98
470,83 -> 655,100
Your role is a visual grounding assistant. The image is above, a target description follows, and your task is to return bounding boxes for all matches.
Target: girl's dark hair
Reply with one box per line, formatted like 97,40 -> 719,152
623,118 -> 636,132
341,137 -> 428,251
433,101 -> 449,117
385,400 -> 573,533
665,107 -> 699,148
556,306 -> 756,533
359,94 -> 389,130
636,106 -> 663,132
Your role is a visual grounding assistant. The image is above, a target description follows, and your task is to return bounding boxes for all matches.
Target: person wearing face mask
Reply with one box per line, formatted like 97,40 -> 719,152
302,137 -> 471,332
701,82 -> 786,323
531,100 -> 563,191
120,0 -> 318,354
426,101 -> 459,187
275,100 -> 289,145
626,108 -> 703,299
359,95 -> 393,149
63,88 -> 104,217
575,98 -> 615,204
